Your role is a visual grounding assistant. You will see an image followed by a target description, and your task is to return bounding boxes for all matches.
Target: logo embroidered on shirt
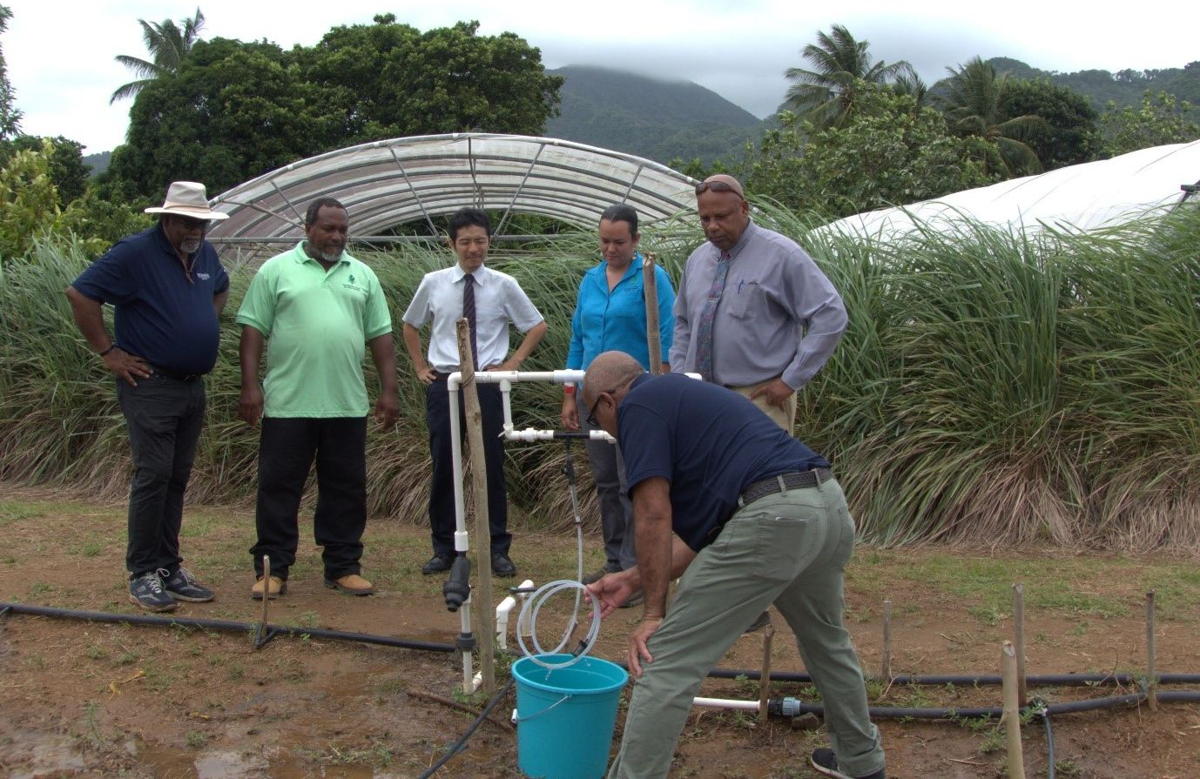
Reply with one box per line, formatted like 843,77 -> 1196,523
197,272 -> 211,281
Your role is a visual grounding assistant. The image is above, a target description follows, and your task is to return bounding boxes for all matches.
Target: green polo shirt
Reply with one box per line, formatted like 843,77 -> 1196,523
236,243 -> 392,418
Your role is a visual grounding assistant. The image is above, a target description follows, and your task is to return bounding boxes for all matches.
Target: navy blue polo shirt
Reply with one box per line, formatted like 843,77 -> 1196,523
618,373 -> 829,551
71,225 -> 229,375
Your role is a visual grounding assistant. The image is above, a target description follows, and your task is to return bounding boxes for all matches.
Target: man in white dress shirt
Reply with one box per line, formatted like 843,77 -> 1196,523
402,208 -> 547,577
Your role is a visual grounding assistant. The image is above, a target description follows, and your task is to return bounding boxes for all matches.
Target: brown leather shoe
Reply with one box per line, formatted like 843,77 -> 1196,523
251,575 -> 286,600
325,573 -> 374,596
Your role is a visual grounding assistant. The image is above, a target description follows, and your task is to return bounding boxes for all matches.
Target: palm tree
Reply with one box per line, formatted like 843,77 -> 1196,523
940,57 -> 1045,175
783,24 -> 916,128
110,8 -> 205,103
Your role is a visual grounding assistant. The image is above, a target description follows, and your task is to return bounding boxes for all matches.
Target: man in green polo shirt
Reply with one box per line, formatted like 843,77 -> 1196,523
236,197 -> 398,600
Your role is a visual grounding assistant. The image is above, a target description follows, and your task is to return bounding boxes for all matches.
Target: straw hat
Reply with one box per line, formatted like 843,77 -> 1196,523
144,181 -> 229,221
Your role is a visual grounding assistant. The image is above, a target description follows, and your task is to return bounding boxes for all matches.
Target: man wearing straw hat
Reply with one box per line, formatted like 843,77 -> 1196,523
584,350 -> 885,779
65,181 -> 230,612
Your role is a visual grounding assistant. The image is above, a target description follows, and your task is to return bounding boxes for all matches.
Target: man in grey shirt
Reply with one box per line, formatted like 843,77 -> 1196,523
670,174 -> 846,430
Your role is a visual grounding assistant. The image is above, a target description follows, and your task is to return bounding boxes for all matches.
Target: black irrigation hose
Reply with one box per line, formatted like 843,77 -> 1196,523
767,690 -> 1200,721
1038,702 -> 1056,779
0,602 -> 456,653
417,678 -> 516,779
706,668 -> 1200,687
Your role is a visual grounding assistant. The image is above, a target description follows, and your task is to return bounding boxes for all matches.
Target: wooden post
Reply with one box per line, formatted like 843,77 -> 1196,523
1001,641 -> 1026,779
1013,583 -> 1027,706
1146,590 -> 1157,711
758,622 -> 775,723
881,599 -> 892,681
255,554 -> 270,649
642,253 -> 662,374
457,318 -> 495,695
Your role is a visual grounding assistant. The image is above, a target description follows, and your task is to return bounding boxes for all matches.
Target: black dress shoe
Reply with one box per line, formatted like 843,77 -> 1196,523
421,554 -> 453,575
491,553 -> 516,577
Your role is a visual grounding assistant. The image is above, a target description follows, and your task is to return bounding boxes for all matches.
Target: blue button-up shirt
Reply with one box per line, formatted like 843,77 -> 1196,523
565,252 -> 676,373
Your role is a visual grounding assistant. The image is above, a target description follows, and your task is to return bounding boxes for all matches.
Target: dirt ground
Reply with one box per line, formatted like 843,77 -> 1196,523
1,486 -> 1199,778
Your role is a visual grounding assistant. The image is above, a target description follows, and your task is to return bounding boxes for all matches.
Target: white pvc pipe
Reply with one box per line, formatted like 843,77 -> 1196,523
495,578 -> 534,651
693,697 -> 760,711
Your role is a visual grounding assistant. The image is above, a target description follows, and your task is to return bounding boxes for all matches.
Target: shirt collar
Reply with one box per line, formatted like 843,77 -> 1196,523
452,264 -> 488,284
602,252 -> 644,283
716,222 -> 756,260
295,241 -> 348,266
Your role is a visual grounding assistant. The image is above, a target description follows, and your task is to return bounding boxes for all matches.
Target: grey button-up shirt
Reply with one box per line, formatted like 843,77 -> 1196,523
669,222 -> 847,389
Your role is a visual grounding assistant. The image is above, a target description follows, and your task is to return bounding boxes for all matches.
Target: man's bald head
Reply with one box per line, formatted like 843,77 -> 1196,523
582,351 -> 645,409
696,174 -> 745,200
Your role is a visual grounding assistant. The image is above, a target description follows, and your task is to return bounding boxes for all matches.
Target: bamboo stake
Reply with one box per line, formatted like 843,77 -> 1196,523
255,554 -> 270,649
1013,583 -> 1027,706
758,622 -> 775,723
1146,590 -> 1157,711
457,318 -> 494,695
881,599 -> 892,681
1001,641 -> 1026,779
642,253 -> 662,374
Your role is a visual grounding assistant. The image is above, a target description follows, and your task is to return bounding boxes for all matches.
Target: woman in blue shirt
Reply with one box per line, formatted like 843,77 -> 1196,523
561,204 -> 676,584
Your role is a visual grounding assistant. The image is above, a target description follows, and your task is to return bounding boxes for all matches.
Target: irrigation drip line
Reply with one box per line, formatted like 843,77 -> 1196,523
417,678 -> 516,779
0,602 -> 456,653
7,602 -> 1200,693
706,667 -> 1200,687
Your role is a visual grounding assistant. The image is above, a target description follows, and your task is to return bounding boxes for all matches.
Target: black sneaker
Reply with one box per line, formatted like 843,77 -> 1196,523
491,553 -> 517,578
421,554 -> 453,575
129,571 -> 176,612
160,567 -> 214,602
810,748 -> 886,779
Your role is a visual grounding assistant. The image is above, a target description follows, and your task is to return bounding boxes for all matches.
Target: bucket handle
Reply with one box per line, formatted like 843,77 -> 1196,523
514,693 -> 572,723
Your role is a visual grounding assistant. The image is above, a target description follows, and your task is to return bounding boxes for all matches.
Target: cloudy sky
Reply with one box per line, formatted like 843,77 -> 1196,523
5,0 -> 1196,154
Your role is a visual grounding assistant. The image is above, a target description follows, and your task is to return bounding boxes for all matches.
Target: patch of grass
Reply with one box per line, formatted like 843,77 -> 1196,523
1027,588 -> 1127,618
85,644 -> 108,661
0,501 -> 45,526
227,664 -> 245,681
303,740 -> 397,767
185,730 -> 207,748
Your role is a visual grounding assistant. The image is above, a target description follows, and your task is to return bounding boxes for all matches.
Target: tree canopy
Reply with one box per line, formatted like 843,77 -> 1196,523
998,80 -> 1100,170
1100,91 -> 1200,157
747,83 -> 994,217
0,4 -> 20,139
111,8 -> 206,103
940,57 -> 1045,176
784,24 -> 915,128
104,16 -> 562,200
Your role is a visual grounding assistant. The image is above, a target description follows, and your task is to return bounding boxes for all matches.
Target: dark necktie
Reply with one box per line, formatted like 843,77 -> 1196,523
694,250 -> 731,382
463,273 -> 479,370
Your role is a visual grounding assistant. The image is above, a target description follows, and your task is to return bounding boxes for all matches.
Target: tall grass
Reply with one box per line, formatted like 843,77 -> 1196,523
2,205 -> 1198,551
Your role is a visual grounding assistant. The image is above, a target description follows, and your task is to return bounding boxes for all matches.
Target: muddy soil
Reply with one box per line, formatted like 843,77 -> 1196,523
1,488 -> 1198,778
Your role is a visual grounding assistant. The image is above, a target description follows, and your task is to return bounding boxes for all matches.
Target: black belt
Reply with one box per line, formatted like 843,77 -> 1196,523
737,468 -> 832,508
152,365 -> 204,382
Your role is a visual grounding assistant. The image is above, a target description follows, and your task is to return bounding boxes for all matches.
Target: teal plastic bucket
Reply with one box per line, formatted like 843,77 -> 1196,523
512,654 -> 628,779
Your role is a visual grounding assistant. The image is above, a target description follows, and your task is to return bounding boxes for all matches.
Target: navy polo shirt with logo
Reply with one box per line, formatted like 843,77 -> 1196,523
71,225 -> 229,375
618,373 -> 830,551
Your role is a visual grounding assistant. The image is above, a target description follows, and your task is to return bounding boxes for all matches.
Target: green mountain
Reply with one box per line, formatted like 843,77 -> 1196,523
985,57 -> 1200,110
545,65 -> 762,166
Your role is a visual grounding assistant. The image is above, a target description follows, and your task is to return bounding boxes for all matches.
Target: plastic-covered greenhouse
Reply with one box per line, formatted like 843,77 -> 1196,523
823,140 -> 1200,241
206,133 -> 698,246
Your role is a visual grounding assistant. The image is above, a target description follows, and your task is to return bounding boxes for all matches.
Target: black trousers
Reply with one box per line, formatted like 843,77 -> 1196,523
250,416 -> 367,580
426,376 -> 511,557
116,374 -> 206,577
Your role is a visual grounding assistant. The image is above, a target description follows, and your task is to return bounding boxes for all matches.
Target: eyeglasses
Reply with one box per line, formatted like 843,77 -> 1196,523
694,179 -> 745,199
586,393 -> 606,428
